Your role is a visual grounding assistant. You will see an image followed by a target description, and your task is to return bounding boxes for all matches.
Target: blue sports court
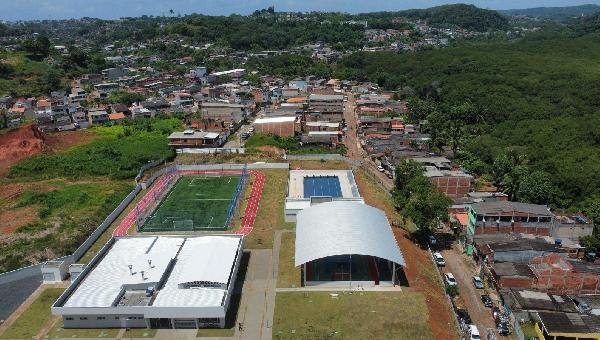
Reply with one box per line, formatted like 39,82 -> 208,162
303,176 -> 342,198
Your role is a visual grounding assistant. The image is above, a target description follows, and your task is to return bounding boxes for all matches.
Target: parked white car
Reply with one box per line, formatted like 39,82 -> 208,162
444,273 -> 457,286
433,252 -> 445,266
468,325 -> 481,340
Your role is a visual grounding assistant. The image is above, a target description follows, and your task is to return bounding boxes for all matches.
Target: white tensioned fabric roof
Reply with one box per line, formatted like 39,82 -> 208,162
294,201 -> 405,267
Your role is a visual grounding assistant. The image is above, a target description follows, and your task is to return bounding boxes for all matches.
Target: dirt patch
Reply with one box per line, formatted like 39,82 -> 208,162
0,205 -> 38,234
44,130 -> 96,152
0,125 -> 96,176
355,169 -> 457,340
255,145 -> 284,158
0,125 -> 48,176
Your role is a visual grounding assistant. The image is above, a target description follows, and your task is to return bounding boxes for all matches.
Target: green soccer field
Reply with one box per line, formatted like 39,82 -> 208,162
140,175 -> 241,231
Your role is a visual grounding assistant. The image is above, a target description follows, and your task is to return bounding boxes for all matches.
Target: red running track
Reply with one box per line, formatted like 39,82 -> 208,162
112,172 -> 178,237
238,170 -> 265,236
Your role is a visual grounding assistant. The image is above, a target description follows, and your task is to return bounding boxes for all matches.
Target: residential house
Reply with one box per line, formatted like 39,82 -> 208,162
308,94 -> 344,114
69,87 -> 86,105
130,105 -> 153,119
170,92 -> 194,108
102,67 -> 128,80
254,116 -> 297,137
553,213 -> 594,242
110,104 -> 131,117
88,109 -> 109,125
108,112 -> 126,123
304,121 -> 340,132
534,311 -> 600,340
467,201 -> 554,240
423,166 -> 473,198
0,96 -> 14,110
93,83 -> 120,100
300,131 -> 342,145
168,130 -> 226,149
71,109 -> 89,128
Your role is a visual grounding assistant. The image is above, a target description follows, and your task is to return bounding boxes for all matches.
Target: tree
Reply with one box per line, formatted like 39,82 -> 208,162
107,91 -> 146,106
582,196 -> 600,225
23,35 -> 51,59
406,97 -> 436,123
501,165 -> 529,201
517,170 -> 557,205
445,101 -> 477,158
392,160 -> 451,233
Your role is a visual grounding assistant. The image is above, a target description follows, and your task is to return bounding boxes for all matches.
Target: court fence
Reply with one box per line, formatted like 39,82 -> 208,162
225,163 -> 249,228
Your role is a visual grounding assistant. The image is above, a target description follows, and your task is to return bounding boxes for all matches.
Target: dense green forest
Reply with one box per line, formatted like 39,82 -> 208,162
329,33 -> 600,210
400,4 -> 509,31
500,4 -> 600,21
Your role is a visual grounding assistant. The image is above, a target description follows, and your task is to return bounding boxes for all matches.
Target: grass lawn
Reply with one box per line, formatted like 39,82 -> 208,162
0,288 -> 64,339
244,169 -> 294,249
196,327 -> 235,337
46,320 -> 120,339
277,232 -> 301,288
289,160 -> 351,170
141,175 -> 241,232
273,291 -> 432,340
126,328 -> 157,338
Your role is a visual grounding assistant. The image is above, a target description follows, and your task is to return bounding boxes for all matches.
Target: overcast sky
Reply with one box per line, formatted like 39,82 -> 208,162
2,0 -> 600,21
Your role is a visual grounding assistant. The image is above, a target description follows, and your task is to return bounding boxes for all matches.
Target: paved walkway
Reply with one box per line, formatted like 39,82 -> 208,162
234,249 -> 271,340
275,286 -> 403,292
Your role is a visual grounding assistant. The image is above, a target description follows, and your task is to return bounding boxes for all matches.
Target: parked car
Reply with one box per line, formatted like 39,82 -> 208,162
444,273 -> 457,286
481,294 -> 493,308
433,252 -> 445,266
377,165 -> 385,172
497,322 -> 510,336
472,276 -> 484,289
457,308 -> 472,324
468,325 -> 481,340
428,235 -> 437,247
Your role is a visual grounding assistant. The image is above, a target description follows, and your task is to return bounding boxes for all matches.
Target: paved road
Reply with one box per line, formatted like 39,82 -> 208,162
441,245 -> 498,339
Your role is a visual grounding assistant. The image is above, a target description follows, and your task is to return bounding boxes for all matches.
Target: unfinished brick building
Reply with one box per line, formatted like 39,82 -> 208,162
531,253 -> 600,295
467,201 -> 554,239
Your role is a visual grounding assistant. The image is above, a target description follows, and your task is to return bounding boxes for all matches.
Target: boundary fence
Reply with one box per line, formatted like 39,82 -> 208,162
225,164 -> 249,228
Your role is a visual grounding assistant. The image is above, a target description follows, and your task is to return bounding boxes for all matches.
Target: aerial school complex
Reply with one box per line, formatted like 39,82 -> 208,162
51,164 -> 405,330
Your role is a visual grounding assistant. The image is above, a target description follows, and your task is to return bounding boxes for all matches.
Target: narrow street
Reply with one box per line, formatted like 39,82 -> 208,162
342,92 -> 394,191
441,245 -> 500,339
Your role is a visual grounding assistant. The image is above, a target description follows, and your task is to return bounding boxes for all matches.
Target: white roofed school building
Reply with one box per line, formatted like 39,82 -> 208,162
295,201 -> 405,287
52,235 -> 243,329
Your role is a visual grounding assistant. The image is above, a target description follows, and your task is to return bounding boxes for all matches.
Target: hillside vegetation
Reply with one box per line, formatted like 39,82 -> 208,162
501,5 -> 600,21
401,4 -> 509,31
332,34 -> 600,208
1,118 -> 181,273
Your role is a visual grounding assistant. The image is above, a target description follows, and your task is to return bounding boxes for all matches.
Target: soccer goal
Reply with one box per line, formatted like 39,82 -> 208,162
173,219 -> 194,231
